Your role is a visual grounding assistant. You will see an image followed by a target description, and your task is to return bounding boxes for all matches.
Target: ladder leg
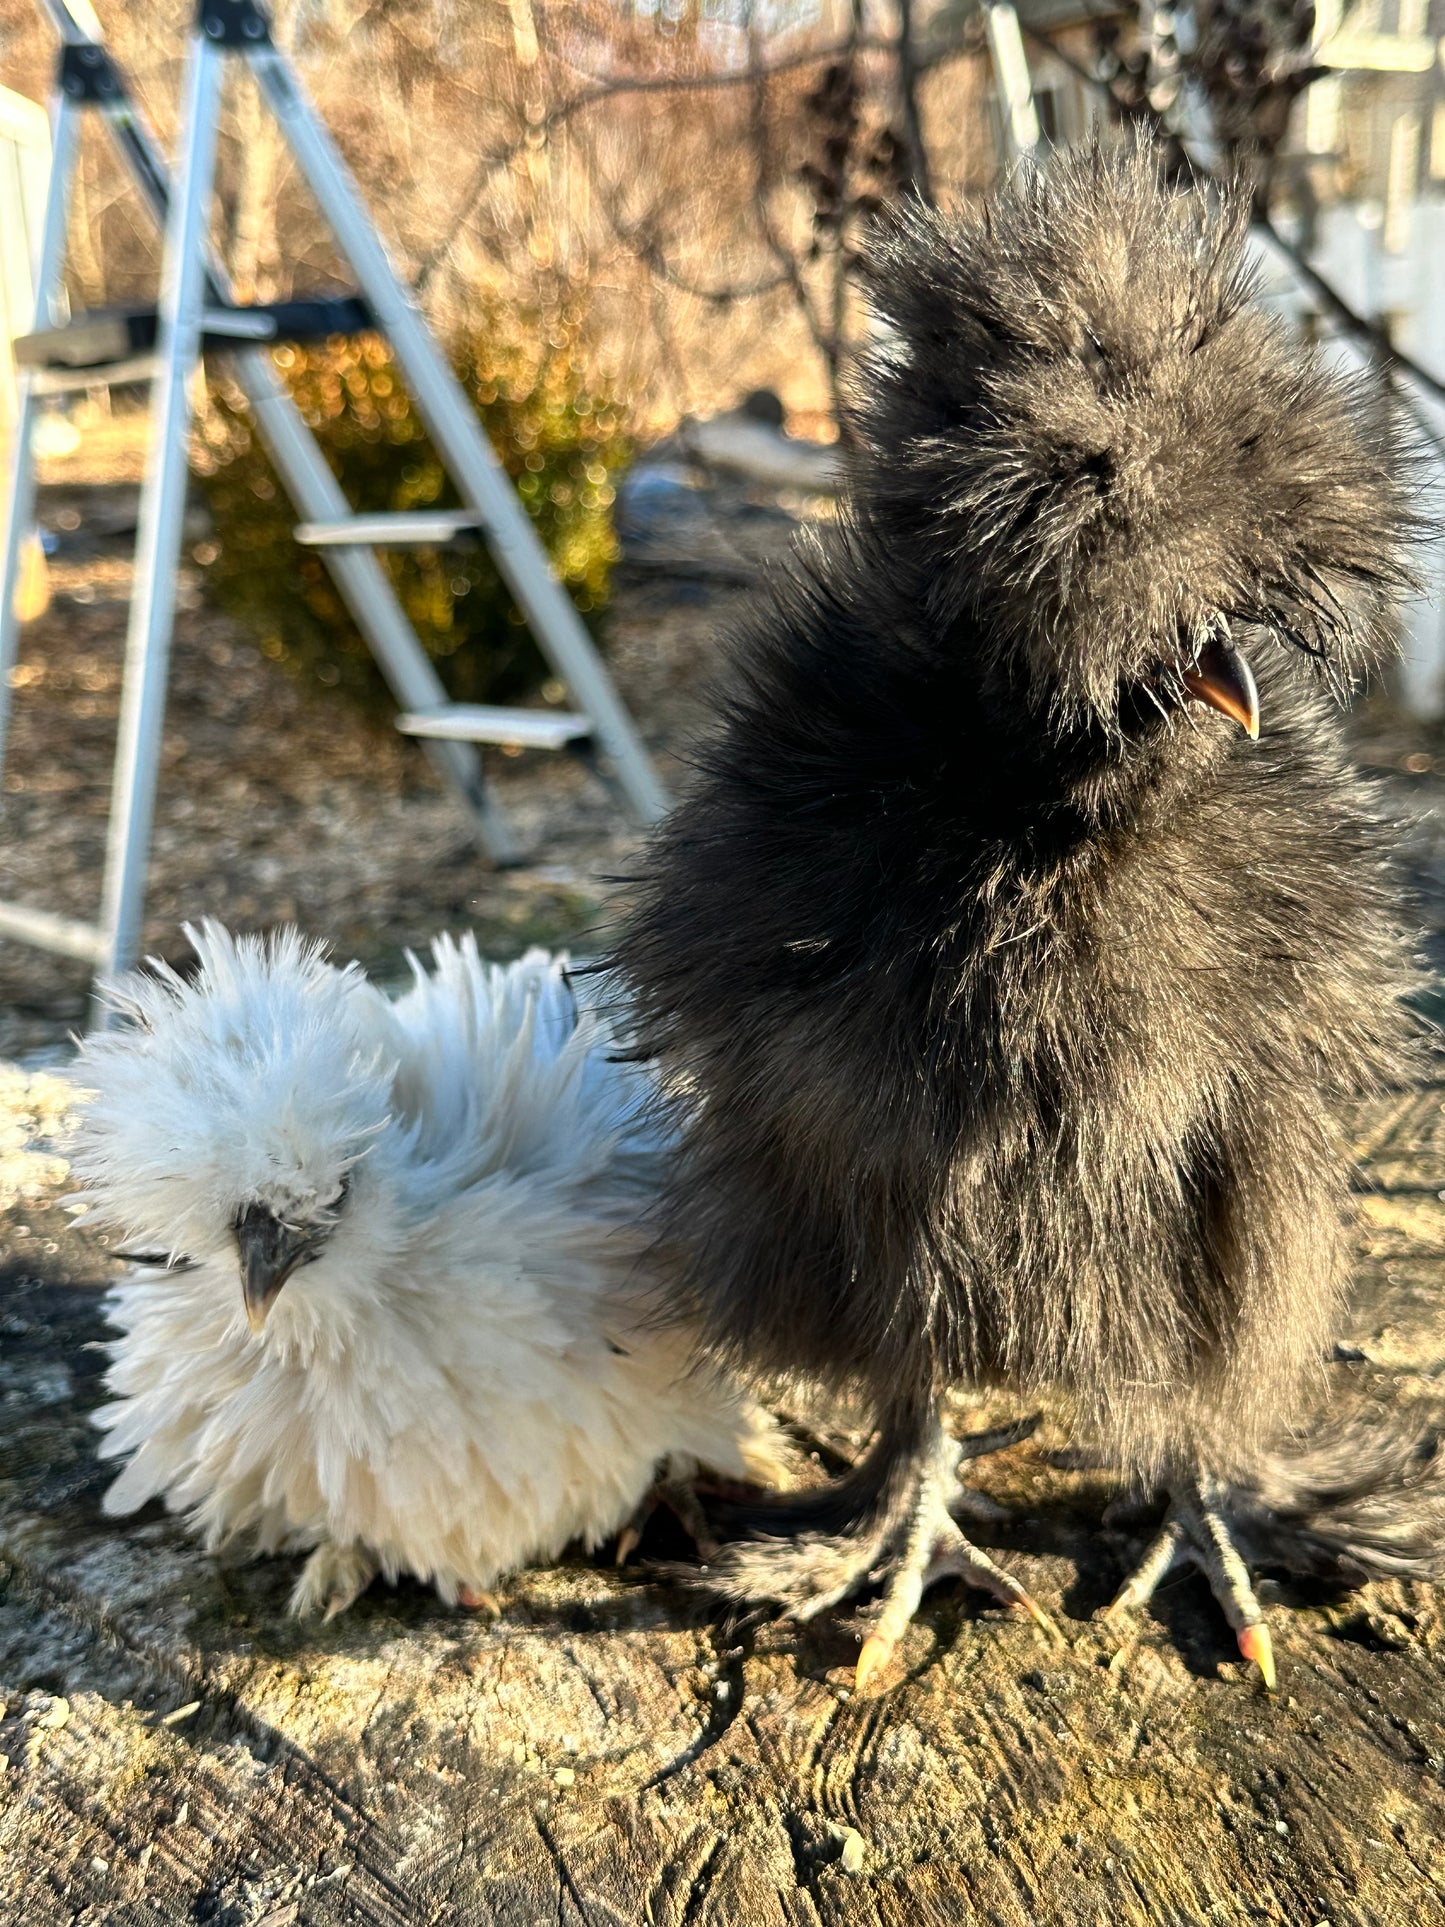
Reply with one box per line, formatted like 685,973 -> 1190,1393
983,3 -> 1041,159
0,95 -> 81,784
79,64 -> 519,865
249,41 -> 670,830
93,33 -> 226,1004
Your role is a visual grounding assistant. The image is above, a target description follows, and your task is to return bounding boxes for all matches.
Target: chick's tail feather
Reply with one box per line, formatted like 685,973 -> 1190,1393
680,1399 -> 937,1610
1236,1410 -> 1445,1584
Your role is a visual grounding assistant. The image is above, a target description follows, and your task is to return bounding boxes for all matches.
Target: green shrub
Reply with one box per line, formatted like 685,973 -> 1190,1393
196,319 -> 632,713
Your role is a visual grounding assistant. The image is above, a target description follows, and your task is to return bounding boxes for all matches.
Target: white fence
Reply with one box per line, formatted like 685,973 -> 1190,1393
0,87 -> 50,452
1253,199 -> 1445,719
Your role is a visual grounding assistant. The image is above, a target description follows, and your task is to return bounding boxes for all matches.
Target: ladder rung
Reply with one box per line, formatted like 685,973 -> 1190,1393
28,354 -> 159,396
15,311 -> 145,369
396,704 -> 592,751
13,296 -> 374,373
0,899 -> 106,965
295,511 -> 486,548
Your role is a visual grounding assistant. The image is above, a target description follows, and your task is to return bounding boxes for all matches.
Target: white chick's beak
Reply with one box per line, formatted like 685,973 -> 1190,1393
234,1203 -> 316,1333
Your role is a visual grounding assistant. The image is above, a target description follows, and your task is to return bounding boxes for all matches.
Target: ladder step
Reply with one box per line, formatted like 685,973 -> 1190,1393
295,510 -> 486,548
0,899 -> 106,965
396,704 -> 592,751
13,296 -> 374,372
27,354 -> 160,397
15,311 -> 146,370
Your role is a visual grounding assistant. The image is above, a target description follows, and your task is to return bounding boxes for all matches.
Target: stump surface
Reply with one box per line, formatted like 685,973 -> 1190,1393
2,1069 -> 1445,1926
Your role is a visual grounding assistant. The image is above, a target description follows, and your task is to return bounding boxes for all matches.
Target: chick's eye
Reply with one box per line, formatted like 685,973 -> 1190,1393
317,1172 -> 352,1213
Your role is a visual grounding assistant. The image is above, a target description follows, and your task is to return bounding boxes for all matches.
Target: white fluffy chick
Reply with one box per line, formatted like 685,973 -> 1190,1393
69,921 -> 785,1619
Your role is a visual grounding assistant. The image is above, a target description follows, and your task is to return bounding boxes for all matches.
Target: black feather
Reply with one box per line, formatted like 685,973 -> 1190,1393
612,144 -> 1439,1584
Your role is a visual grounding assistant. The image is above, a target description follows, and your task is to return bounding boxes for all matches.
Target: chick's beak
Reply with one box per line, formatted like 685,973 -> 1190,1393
1181,636 -> 1260,740
235,1204 -> 311,1333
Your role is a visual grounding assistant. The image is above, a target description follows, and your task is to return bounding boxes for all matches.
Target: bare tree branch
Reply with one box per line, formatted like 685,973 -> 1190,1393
414,36 -> 912,295
1022,23 -> 1445,457
744,20 -> 841,394
589,166 -> 796,307
1252,211 -> 1445,412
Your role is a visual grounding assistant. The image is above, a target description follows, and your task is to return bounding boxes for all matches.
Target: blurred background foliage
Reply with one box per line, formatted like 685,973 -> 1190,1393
194,315 -> 631,714
4,0 -> 1443,717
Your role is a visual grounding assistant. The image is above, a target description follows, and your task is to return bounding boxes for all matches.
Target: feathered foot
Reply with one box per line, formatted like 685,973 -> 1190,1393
1100,1420 -> 1445,1689
289,1539 -> 380,1620
1101,1476 -> 1278,1687
852,1420 -> 1059,1692
691,1406 -> 1056,1691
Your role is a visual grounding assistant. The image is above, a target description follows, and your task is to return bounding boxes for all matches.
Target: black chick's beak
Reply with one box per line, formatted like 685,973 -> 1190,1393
235,1203 -> 314,1333
1181,635 -> 1260,740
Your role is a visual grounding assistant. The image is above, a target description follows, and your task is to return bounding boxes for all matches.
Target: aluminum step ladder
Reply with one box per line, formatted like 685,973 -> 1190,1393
0,0 -> 668,1003
983,3 -> 1042,159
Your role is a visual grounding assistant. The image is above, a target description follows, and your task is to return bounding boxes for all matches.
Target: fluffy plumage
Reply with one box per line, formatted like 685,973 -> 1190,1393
70,923 -> 784,1616
611,145 -> 1441,1680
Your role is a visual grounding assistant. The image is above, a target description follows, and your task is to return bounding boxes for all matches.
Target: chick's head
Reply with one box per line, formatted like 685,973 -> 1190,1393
855,144 -> 1421,734
73,921 -> 399,1333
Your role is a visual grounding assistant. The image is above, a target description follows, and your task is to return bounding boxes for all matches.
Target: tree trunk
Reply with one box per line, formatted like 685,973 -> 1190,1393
2,1067 -> 1444,1924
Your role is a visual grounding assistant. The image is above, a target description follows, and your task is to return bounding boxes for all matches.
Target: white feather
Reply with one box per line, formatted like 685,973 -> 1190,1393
69,921 -> 785,1614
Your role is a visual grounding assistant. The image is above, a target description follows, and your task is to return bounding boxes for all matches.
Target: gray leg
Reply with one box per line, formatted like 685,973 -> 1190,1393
853,1415 -> 1059,1692
1101,1475 -> 1276,1688
616,1476 -> 721,1566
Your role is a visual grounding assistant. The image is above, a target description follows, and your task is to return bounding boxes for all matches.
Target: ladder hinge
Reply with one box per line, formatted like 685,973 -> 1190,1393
199,0 -> 273,48
59,42 -> 124,105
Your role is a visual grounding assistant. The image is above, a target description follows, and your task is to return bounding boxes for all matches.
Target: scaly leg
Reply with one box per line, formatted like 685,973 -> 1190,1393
852,1414 -> 1058,1691
684,1403 -> 1053,1690
1101,1474 -> 1276,1687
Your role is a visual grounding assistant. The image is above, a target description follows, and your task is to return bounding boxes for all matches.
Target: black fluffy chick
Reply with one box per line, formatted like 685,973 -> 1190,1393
612,145 -> 1441,1690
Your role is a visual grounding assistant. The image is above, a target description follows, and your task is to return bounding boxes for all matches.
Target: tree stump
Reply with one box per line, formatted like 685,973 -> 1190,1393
2,1066 -> 1444,1925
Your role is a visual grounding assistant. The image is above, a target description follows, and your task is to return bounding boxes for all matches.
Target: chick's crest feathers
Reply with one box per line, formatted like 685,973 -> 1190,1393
855,144 -> 1422,721
74,920 -> 393,1264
